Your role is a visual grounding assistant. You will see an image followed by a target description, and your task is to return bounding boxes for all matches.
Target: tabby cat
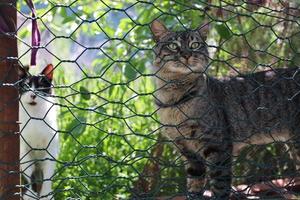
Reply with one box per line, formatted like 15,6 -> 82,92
150,20 -> 300,199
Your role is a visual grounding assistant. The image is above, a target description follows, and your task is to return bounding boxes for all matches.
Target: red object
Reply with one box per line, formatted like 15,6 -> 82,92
41,64 -> 54,80
25,0 -> 41,66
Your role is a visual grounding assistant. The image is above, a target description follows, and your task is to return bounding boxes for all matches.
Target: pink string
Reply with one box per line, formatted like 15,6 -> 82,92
25,0 -> 41,66
0,1 -> 40,66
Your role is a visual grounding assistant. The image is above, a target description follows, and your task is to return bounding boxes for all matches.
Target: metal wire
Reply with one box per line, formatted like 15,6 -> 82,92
0,0 -> 299,199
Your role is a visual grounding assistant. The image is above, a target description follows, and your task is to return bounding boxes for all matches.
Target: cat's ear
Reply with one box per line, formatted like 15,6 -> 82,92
41,64 -> 54,81
197,21 -> 210,40
150,20 -> 169,41
18,65 -> 29,79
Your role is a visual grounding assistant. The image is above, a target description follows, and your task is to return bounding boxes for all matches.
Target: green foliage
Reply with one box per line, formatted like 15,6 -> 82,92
53,66 -> 160,199
214,23 -> 231,40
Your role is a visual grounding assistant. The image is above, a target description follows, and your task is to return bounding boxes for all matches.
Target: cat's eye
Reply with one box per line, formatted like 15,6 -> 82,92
167,43 -> 178,50
190,42 -> 201,50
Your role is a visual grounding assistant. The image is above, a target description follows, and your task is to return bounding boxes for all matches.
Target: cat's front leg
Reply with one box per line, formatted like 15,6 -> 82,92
185,160 -> 207,199
39,160 -> 55,200
289,120 -> 300,171
20,151 -> 38,199
176,142 -> 206,198
201,140 -> 232,199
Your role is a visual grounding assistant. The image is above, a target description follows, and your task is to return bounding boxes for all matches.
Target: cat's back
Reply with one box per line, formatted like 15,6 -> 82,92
221,67 -> 300,117
222,67 -> 300,95
218,67 -> 300,146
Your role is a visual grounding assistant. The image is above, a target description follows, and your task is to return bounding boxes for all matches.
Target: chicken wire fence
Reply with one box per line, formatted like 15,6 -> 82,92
0,0 -> 300,199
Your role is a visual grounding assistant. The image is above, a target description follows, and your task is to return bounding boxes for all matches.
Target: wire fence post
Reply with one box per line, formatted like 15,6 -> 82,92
0,0 -> 20,199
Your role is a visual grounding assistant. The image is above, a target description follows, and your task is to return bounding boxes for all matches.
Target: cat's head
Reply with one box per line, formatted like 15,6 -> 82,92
18,64 -> 54,107
151,20 -> 209,81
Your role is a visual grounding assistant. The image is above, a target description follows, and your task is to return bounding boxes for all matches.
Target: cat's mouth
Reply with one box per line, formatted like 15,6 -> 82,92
28,101 -> 37,106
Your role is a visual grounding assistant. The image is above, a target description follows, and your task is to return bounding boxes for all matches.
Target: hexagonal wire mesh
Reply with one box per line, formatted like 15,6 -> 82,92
1,0 -> 300,199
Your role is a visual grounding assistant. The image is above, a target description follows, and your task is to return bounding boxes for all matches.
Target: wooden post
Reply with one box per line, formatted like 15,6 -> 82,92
0,0 -> 20,199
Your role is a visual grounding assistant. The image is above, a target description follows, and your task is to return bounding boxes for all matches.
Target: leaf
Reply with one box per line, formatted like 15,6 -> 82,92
62,16 -> 75,24
80,86 -> 91,100
103,26 -> 115,38
108,85 -> 114,96
124,65 -> 137,80
97,106 -> 106,113
215,23 -> 231,40
65,116 -> 87,139
19,29 -> 29,38
60,7 -> 77,24
119,18 -> 132,30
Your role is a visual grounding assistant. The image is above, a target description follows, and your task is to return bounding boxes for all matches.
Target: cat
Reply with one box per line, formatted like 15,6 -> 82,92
150,20 -> 300,199
19,64 -> 59,200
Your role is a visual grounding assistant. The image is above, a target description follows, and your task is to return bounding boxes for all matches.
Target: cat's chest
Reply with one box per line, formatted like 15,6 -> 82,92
19,103 -> 57,147
158,104 -> 194,125
158,101 -> 199,139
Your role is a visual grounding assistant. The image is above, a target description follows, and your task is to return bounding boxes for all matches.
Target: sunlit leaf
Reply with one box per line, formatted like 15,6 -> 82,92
65,116 -> 87,138
215,23 -> 231,40
124,65 -> 137,80
80,86 -> 91,100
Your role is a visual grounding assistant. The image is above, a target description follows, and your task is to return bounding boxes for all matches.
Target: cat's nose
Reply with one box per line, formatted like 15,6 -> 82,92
31,94 -> 36,99
181,51 -> 192,59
